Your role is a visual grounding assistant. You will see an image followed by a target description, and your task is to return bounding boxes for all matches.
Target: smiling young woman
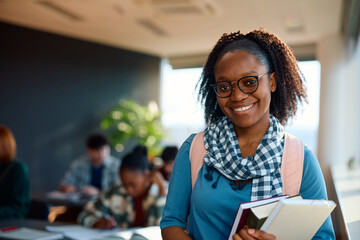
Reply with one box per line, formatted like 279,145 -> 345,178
160,29 -> 335,240
214,50 -> 276,155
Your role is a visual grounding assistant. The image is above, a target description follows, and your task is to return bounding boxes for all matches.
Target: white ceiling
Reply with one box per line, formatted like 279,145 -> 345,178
0,0 -> 343,59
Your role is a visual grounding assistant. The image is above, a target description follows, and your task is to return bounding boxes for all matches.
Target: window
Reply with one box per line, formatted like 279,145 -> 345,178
285,61 -> 321,154
160,60 -> 321,154
160,60 -> 205,147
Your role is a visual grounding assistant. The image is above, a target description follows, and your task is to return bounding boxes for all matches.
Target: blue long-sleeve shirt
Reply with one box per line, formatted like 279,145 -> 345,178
160,134 -> 335,240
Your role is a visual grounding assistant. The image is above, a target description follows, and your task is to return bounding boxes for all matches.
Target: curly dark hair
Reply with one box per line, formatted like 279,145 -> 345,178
197,28 -> 307,125
120,145 -> 149,173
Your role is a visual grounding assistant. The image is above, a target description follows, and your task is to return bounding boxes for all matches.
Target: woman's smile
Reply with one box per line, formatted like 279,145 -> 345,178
233,104 -> 254,112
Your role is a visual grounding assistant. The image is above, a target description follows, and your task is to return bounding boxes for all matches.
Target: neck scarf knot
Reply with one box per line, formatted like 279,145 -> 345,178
203,115 -> 284,201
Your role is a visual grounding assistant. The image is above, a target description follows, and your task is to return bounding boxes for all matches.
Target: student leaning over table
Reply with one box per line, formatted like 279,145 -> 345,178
160,29 -> 335,240
77,145 -> 167,229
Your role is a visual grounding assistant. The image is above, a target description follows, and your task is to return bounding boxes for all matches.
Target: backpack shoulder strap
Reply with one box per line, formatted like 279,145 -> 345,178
189,131 -> 207,190
281,132 -> 304,196
189,131 -> 305,195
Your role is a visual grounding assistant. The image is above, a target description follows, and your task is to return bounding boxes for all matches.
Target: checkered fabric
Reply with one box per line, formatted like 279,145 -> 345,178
203,115 -> 284,201
62,155 -> 120,191
78,183 -> 166,228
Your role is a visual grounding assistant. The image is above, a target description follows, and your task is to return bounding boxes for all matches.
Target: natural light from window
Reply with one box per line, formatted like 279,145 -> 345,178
160,60 -> 321,154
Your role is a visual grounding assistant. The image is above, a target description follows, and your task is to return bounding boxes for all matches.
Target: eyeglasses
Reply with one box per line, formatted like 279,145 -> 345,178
210,72 -> 269,98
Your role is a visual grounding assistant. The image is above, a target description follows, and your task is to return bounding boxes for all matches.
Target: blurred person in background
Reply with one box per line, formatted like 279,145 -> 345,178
0,125 -> 30,219
78,145 -> 167,229
158,146 -> 178,181
59,133 -> 120,196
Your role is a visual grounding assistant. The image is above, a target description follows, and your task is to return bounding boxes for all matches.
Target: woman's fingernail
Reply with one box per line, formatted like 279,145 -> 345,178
248,229 -> 255,234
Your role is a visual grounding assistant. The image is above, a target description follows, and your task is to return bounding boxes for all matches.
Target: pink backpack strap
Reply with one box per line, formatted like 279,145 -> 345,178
281,132 -> 304,196
189,132 -> 207,190
189,131 -> 304,195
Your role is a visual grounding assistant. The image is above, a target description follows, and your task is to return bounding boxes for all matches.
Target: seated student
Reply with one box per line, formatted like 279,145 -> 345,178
59,133 -> 120,196
158,146 -> 178,181
78,145 -> 167,229
0,125 -> 31,219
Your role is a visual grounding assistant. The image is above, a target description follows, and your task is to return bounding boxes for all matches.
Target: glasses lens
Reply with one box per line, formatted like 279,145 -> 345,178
214,82 -> 232,97
238,76 -> 258,93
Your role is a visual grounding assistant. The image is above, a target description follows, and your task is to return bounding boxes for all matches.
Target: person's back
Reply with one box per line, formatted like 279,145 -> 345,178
0,125 -> 30,220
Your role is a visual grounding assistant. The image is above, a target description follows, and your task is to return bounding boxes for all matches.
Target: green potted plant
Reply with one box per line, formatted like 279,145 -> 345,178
101,99 -> 165,157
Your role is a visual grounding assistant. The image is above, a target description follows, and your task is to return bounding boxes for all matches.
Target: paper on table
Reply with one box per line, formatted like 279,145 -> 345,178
94,226 -> 162,240
45,225 -> 161,240
45,225 -> 91,233
46,191 -> 82,201
131,226 -> 162,240
63,229 -> 119,240
46,225 -> 124,240
0,227 -> 63,240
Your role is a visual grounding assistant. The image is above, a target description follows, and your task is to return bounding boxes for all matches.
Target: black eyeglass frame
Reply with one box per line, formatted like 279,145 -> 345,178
210,72 -> 269,98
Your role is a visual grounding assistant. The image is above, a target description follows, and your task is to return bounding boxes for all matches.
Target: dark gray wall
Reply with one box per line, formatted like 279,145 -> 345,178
0,22 -> 161,193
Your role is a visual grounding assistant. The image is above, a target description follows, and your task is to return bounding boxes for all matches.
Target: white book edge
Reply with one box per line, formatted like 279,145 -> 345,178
227,195 -> 288,240
260,198 -> 336,239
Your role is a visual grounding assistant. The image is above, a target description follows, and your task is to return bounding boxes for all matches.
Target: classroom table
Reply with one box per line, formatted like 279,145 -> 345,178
0,219 -> 162,240
31,191 -> 94,223
0,219 -> 73,240
32,191 -> 92,208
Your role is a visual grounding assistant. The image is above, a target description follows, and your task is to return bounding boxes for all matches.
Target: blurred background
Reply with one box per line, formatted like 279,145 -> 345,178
0,0 -> 359,238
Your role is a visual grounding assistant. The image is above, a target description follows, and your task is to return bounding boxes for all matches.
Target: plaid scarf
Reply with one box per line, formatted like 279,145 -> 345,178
203,115 -> 284,201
